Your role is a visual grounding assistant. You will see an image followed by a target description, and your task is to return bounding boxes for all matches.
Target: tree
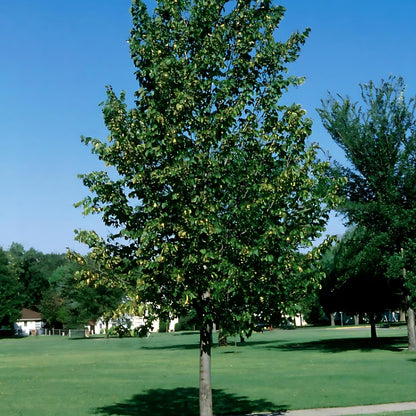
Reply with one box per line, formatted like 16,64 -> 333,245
40,262 -> 82,329
7,243 -> 25,282
7,243 -> 67,311
318,76 -> 416,349
76,1 -> 343,414
0,248 -> 24,331
320,227 -> 402,341
40,260 -> 125,330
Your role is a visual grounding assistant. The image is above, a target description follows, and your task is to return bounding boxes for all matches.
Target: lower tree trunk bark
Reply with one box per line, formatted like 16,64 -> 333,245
199,322 -> 213,416
407,306 -> 416,351
218,329 -> 228,347
330,313 -> 335,327
369,314 -> 377,342
402,256 -> 416,350
354,314 -> 359,326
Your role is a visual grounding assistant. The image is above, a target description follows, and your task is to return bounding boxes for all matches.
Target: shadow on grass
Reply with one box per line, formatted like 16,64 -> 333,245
140,340 -> 285,352
224,339 -> 288,348
140,343 -> 199,350
92,387 -> 286,416
173,331 -> 200,336
274,336 -> 408,353
0,335 -> 25,340
140,338 -> 286,351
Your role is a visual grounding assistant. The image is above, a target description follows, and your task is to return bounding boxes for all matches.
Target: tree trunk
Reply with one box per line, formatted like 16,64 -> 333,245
354,314 -> 359,326
407,306 -> 416,351
199,322 -> 213,416
400,309 -> 406,322
369,314 -> 377,342
402,255 -> 415,351
330,313 -> 335,326
218,329 -> 228,347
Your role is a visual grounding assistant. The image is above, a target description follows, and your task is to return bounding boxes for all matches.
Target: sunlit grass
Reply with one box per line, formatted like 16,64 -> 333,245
0,325 -> 415,415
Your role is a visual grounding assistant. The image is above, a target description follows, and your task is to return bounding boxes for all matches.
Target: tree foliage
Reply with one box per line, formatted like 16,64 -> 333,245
318,76 -> 416,236
0,248 -> 24,331
320,227 -> 402,339
1,242 -> 68,330
318,76 -> 416,346
40,259 -> 125,330
7,243 -> 67,311
0,243 -> 113,333
77,0 -> 342,339
76,1 -> 343,414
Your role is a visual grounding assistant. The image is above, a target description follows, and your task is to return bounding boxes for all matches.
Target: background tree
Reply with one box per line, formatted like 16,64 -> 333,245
1,243 -> 115,334
318,76 -> 416,349
40,262 -> 81,329
7,243 -> 67,311
320,227 -> 402,341
0,248 -> 24,332
76,1 -> 343,415
41,260 -> 125,331
7,243 -> 25,283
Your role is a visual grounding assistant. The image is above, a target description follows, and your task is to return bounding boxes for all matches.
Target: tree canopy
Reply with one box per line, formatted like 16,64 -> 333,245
40,260 -> 125,330
320,226 -> 402,340
0,243 -> 112,334
0,248 -> 24,331
318,76 -> 416,235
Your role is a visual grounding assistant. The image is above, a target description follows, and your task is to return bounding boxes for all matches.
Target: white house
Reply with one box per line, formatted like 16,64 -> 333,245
93,315 -> 179,335
15,308 -> 45,336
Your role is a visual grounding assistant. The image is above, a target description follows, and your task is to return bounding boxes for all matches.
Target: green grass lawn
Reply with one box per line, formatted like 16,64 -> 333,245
0,325 -> 415,415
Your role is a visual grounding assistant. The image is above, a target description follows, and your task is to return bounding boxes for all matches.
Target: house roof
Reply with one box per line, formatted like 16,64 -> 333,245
20,308 -> 42,321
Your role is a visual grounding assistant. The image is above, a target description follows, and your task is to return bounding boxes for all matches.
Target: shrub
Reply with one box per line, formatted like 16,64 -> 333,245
133,325 -> 149,338
175,311 -> 197,331
109,318 -> 132,338
158,320 -> 169,332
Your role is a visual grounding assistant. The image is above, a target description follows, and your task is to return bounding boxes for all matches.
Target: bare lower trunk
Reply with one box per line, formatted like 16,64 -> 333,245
218,328 -> 228,347
354,314 -> 359,326
199,322 -> 213,416
407,306 -> 416,351
369,314 -> 377,343
330,313 -> 335,327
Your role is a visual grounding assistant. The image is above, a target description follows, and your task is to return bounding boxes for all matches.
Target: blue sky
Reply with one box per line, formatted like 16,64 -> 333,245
1,1 -> 416,254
